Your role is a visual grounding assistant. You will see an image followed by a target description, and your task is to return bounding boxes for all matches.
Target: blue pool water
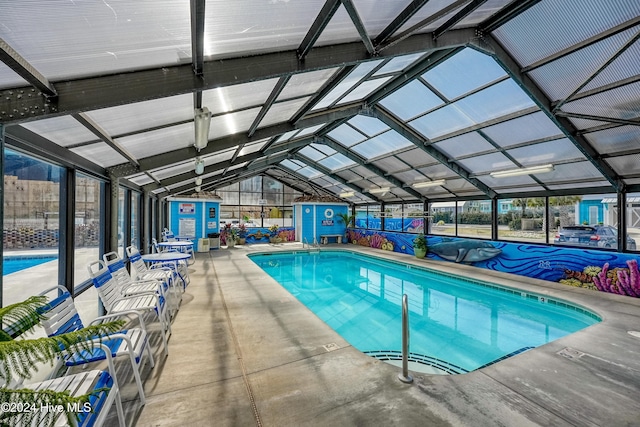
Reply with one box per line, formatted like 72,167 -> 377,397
3,256 -> 57,275
249,250 -> 600,373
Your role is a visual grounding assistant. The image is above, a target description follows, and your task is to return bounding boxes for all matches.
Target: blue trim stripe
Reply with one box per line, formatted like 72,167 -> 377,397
77,371 -> 113,427
64,337 -> 125,366
92,270 -> 111,288
106,259 -> 126,273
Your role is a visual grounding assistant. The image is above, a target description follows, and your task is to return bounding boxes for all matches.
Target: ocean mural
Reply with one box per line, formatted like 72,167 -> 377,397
344,228 -> 640,299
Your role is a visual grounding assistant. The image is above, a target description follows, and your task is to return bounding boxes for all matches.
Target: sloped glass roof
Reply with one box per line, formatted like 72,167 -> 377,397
1,0 -> 637,204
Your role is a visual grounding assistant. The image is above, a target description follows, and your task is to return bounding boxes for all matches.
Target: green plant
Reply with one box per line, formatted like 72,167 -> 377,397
413,233 -> 427,250
336,212 -> 355,228
0,296 -> 124,426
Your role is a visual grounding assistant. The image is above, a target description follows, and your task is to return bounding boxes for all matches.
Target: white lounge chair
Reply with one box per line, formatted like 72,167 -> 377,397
88,260 -> 170,357
38,285 -> 155,404
126,245 -> 183,308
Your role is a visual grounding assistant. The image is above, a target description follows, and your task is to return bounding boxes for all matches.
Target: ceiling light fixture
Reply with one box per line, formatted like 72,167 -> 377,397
490,164 -> 554,178
195,186 -> 201,192
339,191 -> 355,198
194,107 -> 212,151
412,179 -> 446,188
194,157 -> 205,175
195,177 -> 202,186
369,186 -> 390,194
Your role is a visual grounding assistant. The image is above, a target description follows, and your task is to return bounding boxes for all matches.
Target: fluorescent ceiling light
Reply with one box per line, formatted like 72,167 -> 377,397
369,186 -> 390,194
413,179 -> 445,188
194,107 -> 212,151
195,177 -> 202,186
194,157 -> 205,175
339,191 -> 355,198
490,164 -> 554,178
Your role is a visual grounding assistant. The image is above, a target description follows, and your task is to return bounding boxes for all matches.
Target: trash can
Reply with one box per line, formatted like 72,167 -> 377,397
208,232 -> 220,250
197,238 -> 210,252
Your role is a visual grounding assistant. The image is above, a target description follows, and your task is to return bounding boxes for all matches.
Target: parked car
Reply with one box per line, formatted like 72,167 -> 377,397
554,225 -> 636,250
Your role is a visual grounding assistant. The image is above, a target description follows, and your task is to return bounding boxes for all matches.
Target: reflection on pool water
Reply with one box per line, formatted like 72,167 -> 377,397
249,250 -> 600,374
3,256 -> 57,276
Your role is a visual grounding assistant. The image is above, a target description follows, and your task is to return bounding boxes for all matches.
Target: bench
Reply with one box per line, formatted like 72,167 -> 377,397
320,234 -> 343,244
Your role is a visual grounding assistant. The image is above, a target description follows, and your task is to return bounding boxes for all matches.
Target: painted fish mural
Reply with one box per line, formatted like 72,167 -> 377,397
430,240 -> 502,263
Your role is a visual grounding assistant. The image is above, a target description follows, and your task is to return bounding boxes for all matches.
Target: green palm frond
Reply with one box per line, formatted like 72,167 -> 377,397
0,320 -> 125,385
0,387 -> 105,426
0,295 -> 48,342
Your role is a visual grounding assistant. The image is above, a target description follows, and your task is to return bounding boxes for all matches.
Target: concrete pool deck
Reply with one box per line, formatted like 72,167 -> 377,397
110,243 -> 640,426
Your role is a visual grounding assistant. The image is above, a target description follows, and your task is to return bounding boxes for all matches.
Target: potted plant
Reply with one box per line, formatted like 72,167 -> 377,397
223,223 -> 236,248
413,233 -> 427,259
336,212 -> 355,244
237,223 -> 247,245
268,224 -> 280,243
228,227 -> 238,248
1,296 -> 123,426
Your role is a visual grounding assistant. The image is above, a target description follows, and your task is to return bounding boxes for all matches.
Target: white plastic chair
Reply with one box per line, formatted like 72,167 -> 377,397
2,353 -> 125,427
88,260 -> 170,357
38,285 -> 155,404
126,245 -> 183,311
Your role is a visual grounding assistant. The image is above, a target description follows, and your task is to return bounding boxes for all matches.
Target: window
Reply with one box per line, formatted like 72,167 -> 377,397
626,193 -> 639,252
430,202 -> 456,236
458,200 -> 492,239
2,149 -> 61,306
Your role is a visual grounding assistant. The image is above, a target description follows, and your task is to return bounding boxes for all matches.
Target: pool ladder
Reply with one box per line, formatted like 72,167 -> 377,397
303,237 -> 319,250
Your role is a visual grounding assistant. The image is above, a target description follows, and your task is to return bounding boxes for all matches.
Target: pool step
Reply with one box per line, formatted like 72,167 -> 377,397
364,350 -> 468,375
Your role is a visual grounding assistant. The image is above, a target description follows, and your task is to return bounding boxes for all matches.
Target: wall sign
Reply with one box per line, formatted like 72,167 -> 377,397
209,207 -> 216,218
179,203 -> 195,214
179,218 -> 196,237
322,219 -> 334,226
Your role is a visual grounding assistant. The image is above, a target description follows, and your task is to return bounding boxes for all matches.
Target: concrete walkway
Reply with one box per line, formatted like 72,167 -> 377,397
112,243 -> 640,426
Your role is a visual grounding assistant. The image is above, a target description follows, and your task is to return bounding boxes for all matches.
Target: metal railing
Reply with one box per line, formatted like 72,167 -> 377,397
398,293 -> 413,384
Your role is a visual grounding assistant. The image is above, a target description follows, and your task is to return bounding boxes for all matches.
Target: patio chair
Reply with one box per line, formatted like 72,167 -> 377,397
103,251 -> 168,300
126,245 -> 183,310
38,285 -> 155,404
2,352 -> 125,427
88,260 -> 170,357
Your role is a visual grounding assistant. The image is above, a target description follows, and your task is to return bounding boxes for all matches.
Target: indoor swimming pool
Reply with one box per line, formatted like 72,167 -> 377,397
249,250 -> 601,374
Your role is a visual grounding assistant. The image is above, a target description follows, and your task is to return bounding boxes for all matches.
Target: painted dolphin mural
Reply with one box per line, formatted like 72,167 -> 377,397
430,240 -> 502,263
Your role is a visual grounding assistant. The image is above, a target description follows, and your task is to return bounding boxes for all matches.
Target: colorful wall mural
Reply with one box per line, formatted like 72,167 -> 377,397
220,227 -> 294,245
345,228 -> 640,298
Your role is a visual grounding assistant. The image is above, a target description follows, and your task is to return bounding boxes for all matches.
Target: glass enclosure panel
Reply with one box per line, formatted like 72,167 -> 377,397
383,204 -> 402,231
2,149 -> 61,306
74,174 -> 102,293
379,80 -> 444,120
347,115 -> 389,137
498,197 -> 546,244
240,191 -> 262,205
457,200 -> 493,239
238,206 -> 262,226
404,203 -> 424,233
131,192 -> 140,249
118,188 -> 126,258
355,206 -> 368,228
626,193 -> 640,252
550,194 -> 621,250
430,202 -> 456,236
423,48 -> 507,99
368,205 -> 381,230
